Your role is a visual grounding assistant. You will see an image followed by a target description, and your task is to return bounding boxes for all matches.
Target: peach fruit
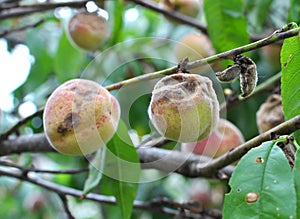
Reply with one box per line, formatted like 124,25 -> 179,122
256,94 -> 284,133
43,79 -> 120,155
161,0 -> 201,21
174,33 -> 216,73
181,118 -> 244,158
67,11 -> 110,51
148,73 -> 219,142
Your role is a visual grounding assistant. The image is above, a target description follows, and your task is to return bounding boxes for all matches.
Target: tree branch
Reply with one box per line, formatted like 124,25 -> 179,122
58,193 -> 75,219
0,108 -> 43,140
0,1 -> 88,20
0,160 -> 88,175
127,0 -> 269,42
127,0 -> 208,34
1,115 -> 300,178
105,25 -> 299,91
0,133 -> 234,179
0,167 -> 220,219
196,114 -> 300,177
0,19 -> 44,38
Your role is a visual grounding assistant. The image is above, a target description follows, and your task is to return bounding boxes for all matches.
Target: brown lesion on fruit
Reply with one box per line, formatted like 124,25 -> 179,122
57,113 -> 81,135
159,74 -> 199,100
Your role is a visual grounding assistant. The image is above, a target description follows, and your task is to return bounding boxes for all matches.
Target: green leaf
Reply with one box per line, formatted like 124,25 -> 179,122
223,139 -> 296,218
53,30 -> 85,82
203,0 -> 249,55
83,148 -> 105,195
244,0 -> 274,32
21,29 -> 54,92
107,0 -> 124,44
281,34 -> 300,142
288,0 -> 300,23
103,120 -> 140,219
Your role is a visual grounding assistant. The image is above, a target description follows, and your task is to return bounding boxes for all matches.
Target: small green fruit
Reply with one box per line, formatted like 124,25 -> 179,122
67,11 -> 110,51
148,73 -> 219,142
43,79 -> 120,155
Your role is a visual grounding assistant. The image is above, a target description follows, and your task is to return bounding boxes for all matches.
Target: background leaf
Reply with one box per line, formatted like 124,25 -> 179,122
106,0 -> 124,44
82,148 -> 105,195
21,28 -> 54,92
244,0 -> 274,33
53,30 -> 85,82
103,120 -> 140,219
281,34 -> 300,142
288,0 -> 300,23
223,140 -> 296,218
203,0 -> 249,61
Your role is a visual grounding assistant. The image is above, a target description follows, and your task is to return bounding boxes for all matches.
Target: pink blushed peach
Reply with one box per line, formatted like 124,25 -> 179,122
181,118 -> 244,158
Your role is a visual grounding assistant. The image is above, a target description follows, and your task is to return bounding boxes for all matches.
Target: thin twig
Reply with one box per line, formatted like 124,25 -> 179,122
0,161 -> 88,174
127,0 -> 271,43
0,167 -> 219,219
0,19 -> 44,38
0,1 -> 88,20
0,133 -> 234,179
58,193 -> 76,219
128,0 -> 208,34
0,108 -> 43,140
105,25 -> 299,91
1,116 -> 300,178
195,114 -> 300,177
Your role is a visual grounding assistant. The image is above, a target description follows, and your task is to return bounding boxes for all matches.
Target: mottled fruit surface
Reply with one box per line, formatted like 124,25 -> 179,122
68,11 -> 110,51
149,73 -> 219,142
181,118 -> 245,158
43,79 -> 120,155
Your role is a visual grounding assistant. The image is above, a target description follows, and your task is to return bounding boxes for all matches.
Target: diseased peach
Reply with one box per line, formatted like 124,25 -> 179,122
148,73 -> 219,142
43,79 -> 120,155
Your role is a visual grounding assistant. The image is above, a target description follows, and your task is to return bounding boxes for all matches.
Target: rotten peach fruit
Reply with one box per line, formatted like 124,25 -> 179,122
43,79 -> 120,156
148,73 -> 219,142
